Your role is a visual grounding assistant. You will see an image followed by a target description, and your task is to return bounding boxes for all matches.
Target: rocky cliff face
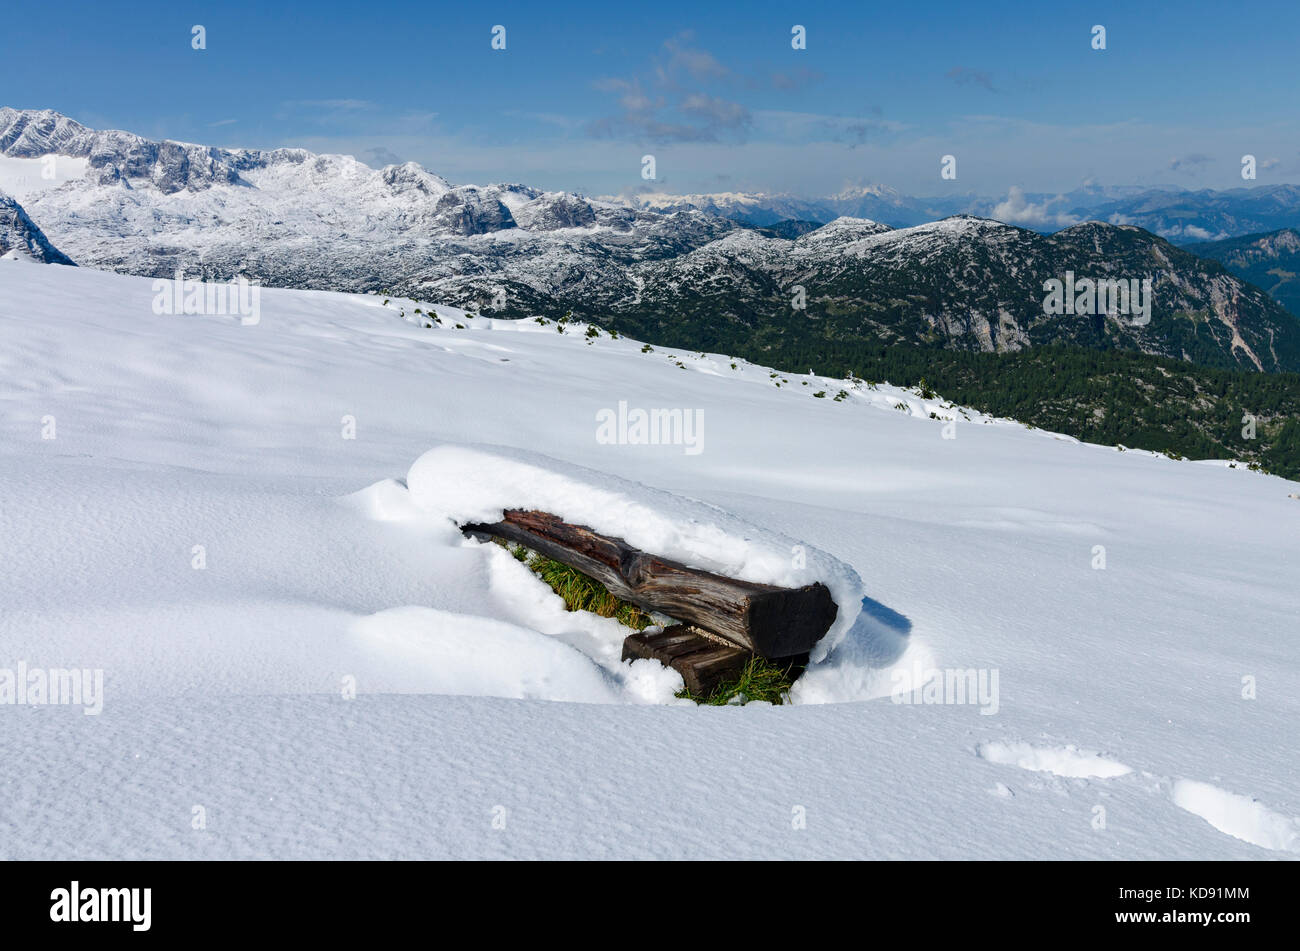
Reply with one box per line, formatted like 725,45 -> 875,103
1187,228 -> 1300,319
0,190 -> 74,264
550,216 -> 1298,372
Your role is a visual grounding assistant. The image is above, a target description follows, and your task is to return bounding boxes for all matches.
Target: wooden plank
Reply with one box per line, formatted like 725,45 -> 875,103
463,509 -> 837,658
621,628 -> 750,696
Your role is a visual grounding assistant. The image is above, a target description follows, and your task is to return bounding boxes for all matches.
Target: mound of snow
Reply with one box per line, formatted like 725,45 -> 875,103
405,444 -> 865,661
352,606 -> 621,703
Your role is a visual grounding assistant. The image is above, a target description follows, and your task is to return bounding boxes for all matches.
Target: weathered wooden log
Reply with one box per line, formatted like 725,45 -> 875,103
461,509 -> 837,658
621,627 -> 750,696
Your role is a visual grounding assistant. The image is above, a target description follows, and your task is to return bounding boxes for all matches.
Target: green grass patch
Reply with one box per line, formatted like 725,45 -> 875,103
677,655 -> 804,706
496,539 -> 805,706
501,541 -> 652,631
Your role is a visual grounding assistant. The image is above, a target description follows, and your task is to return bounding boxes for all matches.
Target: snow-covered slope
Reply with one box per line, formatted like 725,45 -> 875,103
1,258 -> 1297,859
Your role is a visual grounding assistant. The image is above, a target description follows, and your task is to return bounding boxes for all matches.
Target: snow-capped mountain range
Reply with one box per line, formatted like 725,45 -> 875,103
3,107 -> 1300,372
598,184 -> 940,228
603,182 -> 1300,242
0,107 -> 737,290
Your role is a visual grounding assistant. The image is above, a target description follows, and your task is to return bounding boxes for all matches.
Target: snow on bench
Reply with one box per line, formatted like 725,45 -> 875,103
461,509 -> 839,693
407,446 -> 863,693
461,509 -> 838,658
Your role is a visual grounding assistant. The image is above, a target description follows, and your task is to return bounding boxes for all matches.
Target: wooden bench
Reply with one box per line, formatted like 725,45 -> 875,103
462,510 -> 837,694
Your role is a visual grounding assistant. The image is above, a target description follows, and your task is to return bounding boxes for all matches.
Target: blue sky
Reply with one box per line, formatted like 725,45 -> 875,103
5,0 -> 1299,197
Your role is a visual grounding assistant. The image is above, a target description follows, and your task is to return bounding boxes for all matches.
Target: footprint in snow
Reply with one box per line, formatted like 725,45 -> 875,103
975,741 -> 1132,779
1170,779 -> 1300,854
977,742 -> 1300,854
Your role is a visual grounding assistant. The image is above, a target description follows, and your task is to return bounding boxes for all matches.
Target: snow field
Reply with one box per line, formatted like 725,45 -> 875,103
0,258 -> 1296,858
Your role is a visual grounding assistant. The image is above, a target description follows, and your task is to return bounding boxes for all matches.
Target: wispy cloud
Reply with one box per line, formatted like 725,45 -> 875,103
1168,153 -> 1212,172
753,109 -> 906,147
679,93 -> 750,130
362,146 -> 405,167
658,33 -> 730,84
765,66 -> 823,91
276,99 -> 438,135
991,186 -> 1080,228
286,98 -> 375,111
503,110 -> 586,131
586,33 -> 752,144
283,112 -> 1300,203
946,67 -> 999,93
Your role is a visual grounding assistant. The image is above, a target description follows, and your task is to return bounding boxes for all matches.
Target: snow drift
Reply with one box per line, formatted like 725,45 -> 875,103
404,444 -> 866,661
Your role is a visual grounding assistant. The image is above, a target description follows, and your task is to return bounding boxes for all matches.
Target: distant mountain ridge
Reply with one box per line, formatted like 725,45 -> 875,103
603,182 -> 1300,242
602,185 -> 941,228
566,216 -> 1300,374
1186,229 -> 1300,319
4,107 -> 1300,373
0,107 -> 740,293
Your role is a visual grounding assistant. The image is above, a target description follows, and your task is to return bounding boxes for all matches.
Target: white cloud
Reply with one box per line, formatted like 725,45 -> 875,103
990,186 -> 1080,228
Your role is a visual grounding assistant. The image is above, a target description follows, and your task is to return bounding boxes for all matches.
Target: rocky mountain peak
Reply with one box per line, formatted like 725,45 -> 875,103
0,190 -> 74,264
